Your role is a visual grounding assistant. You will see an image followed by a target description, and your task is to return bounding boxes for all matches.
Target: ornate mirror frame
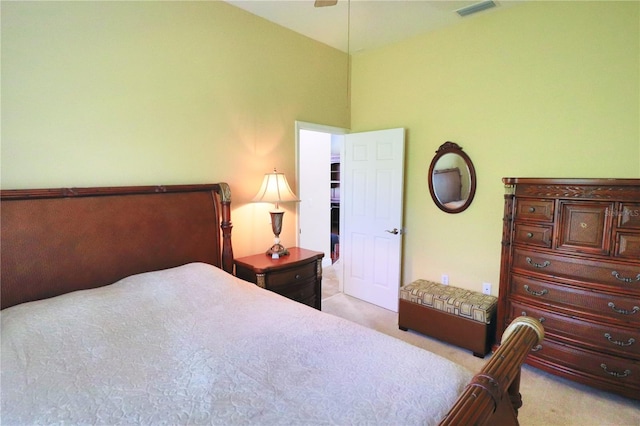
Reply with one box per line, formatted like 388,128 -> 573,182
428,141 -> 477,214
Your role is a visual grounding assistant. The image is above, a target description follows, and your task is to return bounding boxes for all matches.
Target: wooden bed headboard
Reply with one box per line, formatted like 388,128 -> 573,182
1,183 -> 233,310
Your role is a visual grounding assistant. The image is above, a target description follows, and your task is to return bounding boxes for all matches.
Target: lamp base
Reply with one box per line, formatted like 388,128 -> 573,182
267,211 -> 288,259
266,243 -> 289,259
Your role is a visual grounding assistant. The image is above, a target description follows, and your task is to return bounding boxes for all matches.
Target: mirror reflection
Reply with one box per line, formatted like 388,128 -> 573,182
428,142 -> 476,213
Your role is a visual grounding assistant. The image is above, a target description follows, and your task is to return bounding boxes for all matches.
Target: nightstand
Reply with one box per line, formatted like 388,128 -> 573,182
234,247 -> 324,310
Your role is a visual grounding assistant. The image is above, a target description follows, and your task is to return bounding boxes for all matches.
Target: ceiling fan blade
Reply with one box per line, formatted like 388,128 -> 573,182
314,0 -> 338,7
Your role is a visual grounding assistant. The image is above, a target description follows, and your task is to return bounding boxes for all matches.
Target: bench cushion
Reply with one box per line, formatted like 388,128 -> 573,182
400,280 -> 497,324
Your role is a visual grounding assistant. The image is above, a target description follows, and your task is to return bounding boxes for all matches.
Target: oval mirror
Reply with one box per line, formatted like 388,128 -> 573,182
428,141 -> 476,213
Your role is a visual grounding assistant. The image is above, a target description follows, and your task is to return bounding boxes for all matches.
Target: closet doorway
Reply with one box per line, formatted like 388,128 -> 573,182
295,121 -> 346,270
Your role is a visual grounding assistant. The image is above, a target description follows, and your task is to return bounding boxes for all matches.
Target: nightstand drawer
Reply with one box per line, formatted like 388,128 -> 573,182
266,263 -> 316,289
279,279 -> 317,304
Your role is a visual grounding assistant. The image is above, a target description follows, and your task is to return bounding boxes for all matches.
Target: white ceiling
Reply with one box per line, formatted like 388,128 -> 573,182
225,0 -> 526,53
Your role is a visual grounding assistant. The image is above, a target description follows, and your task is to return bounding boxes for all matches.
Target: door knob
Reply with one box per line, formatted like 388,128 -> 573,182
385,228 -> 400,235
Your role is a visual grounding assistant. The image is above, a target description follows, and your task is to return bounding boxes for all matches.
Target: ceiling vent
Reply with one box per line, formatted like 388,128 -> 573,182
456,0 -> 497,17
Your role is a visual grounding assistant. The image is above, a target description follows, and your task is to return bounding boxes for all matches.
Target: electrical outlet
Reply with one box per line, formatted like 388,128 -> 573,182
482,282 -> 492,295
441,274 -> 449,285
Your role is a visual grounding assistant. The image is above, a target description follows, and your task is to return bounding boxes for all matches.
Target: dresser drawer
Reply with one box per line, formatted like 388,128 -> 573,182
529,338 -> 640,393
618,203 -> 640,229
512,248 -> 640,294
266,262 -> 316,289
514,223 -> 553,248
556,201 -> 613,255
615,231 -> 640,260
514,198 -> 554,222
510,274 -> 640,325
509,300 -> 640,359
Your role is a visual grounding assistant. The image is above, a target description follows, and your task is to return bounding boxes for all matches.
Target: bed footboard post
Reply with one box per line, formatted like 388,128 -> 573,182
216,183 -> 234,273
508,368 -> 523,413
438,316 -> 544,426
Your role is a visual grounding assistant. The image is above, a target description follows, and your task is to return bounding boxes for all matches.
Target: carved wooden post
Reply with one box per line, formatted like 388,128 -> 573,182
216,182 -> 234,273
439,317 -> 544,426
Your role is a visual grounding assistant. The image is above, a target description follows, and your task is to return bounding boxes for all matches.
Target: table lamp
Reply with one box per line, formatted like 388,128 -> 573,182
252,168 -> 300,258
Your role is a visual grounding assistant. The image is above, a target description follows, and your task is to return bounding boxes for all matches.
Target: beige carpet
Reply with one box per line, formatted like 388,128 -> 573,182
321,264 -> 639,426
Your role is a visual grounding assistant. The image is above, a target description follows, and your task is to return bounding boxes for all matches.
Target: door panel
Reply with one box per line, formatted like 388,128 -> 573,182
373,236 -> 392,287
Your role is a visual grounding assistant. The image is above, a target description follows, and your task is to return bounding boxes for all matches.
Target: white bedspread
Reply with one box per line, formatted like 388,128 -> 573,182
1,263 -> 473,425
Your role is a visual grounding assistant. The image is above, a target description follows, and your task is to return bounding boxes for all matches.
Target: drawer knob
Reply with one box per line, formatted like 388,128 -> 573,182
600,364 -> 631,379
607,302 -> 639,316
526,232 -> 534,238
523,284 -> 548,297
528,207 -> 536,213
531,344 -> 542,352
526,257 -> 551,269
611,271 -> 640,283
295,274 -> 301,280
604,333 -> 635,347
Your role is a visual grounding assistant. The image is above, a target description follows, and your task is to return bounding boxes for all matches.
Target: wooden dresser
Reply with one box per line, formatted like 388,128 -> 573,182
497,178 -> 640,400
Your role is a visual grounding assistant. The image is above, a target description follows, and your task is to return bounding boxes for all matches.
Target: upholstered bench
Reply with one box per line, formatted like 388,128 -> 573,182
398,280 -> 498,358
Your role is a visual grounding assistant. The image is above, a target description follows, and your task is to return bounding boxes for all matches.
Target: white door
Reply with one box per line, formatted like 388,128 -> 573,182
342,128 -> 405,312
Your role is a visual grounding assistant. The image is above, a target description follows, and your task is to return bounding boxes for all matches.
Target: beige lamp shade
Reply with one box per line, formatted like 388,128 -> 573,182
252,169 -> 300,209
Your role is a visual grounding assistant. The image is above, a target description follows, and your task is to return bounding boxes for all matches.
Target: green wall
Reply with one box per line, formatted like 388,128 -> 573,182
350,1 -> 639,294
1,0 -> 350,256
2,1 -> 638,286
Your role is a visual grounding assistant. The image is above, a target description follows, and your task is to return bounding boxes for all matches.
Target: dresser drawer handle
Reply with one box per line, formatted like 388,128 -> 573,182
611,271 -> 640,283
526,232 -> 534,238
520,311 -> 545,323
523,285 -> 548,297
526,257 -> 550,269
608,302 -> 640,316
528,207 -> 536,213
295,274 -> 301,280
604,333 -> 635,347
531,344 -> 542,352
600,364 -> 631,379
